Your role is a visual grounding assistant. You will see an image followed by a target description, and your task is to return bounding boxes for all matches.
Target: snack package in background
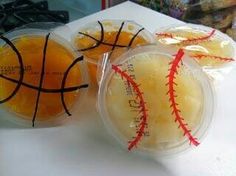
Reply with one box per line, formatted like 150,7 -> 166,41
185,6 -> 236,32
164,0 -> 191,19
97,45 -> 215,157
71,20 -> 155,85
136,0 -> 166,11
132,0 -> 190,19
226,9 -> 236,41
0,27 -> 88,127
188,0 -> 236,12
155,24 -> 236,81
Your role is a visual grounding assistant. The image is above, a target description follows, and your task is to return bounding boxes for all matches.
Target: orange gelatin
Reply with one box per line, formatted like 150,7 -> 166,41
0,35 -> 82,122
75,30 -> 150,83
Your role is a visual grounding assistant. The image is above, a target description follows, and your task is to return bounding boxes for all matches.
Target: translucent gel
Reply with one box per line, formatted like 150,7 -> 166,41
105,53 -> 204,151
74,22 -> 152,83
0,35 -> 82,121
156,26 -> 235,67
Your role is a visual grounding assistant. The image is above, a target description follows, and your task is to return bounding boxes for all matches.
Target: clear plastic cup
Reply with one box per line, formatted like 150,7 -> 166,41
71,19 -> 155,86
0,27 -> 88,127
97,45 -> 215,157
154,23 -> 236,81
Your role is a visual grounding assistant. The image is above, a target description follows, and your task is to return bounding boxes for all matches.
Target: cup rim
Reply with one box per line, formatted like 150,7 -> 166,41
71,19 -> 156,65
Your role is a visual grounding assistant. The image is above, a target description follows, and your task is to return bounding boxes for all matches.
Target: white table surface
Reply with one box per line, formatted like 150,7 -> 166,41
1,1 -> 236,176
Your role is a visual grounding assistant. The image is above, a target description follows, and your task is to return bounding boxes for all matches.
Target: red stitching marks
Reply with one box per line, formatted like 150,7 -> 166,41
191,54 -> 235,62
157,30 -> 234,64
156,32 -> 174,38
181,29 -> 215,44
166,49 -> 200,146
156,29 -> 216,45
112,64 -> 148,151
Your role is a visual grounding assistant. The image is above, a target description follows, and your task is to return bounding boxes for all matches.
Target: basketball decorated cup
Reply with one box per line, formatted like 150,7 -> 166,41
72,20 -> 155,85
0,28 -> 88,127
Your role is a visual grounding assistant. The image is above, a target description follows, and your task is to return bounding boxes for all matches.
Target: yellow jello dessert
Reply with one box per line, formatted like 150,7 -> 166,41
98,46 -> 214,155
0,32 -> 84,125
155,24 -> 236,67
73,20 -> 154,84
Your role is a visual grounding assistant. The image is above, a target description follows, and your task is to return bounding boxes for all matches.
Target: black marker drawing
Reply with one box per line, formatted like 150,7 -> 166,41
0,33 -> 88,127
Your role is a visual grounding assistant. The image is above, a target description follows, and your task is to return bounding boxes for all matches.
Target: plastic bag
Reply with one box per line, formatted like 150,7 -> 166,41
226,9 -> 236,41
185,6 -> 236,32
188,0 -> 236,12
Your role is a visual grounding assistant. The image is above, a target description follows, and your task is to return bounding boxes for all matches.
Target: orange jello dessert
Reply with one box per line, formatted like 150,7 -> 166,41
0,33 -> 82,123
73,20 -> 154,84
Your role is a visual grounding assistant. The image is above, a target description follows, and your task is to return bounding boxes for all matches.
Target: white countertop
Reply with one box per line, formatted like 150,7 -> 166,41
1,1 -> 236,176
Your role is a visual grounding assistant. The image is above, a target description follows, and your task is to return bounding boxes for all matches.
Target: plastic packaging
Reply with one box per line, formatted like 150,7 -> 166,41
0,27 -> 88,127
164,0 -> 190,19
132,0 -> 169,14
155,23 -> 236,81
71,19 -> 155,85
185,6 -> 236,32
97,45 -> 215,157
226,9 -> 236,41
165,0 -> 236,19
188,0 -> 236,12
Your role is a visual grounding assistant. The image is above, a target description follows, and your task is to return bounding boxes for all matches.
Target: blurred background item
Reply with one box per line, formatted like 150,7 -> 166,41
1,0 -> 235,41
226,9 -> 236,41
185,5 -> 236,33
129,0 -> 236,41
0,0 -> 102,34
102,0 -> 126,8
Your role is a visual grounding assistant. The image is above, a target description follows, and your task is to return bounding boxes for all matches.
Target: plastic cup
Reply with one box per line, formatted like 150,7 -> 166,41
0,27 -> 88,127
71,19 -> 155,86
155,23 -> 236,68
98,45 -> 215,157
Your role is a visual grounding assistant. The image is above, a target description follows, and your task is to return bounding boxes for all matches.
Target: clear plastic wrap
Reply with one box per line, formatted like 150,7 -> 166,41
71,19 -> 155,85
97,45 -> 215,157
0,26 -> 88,127
155,23 -> 236,81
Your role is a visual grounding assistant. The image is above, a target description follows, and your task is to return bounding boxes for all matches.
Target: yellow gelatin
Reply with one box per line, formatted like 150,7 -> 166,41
105,52 -> 205,151
0,35 -> 82,122
74,21 -> 153,84
156,25 -> 235,67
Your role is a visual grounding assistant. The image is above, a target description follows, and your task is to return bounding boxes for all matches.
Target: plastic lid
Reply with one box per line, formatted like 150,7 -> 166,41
0,27 -> 88,127
98,45 -> 215,157
71,19 -> 155,64
155,23 -> 236,69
